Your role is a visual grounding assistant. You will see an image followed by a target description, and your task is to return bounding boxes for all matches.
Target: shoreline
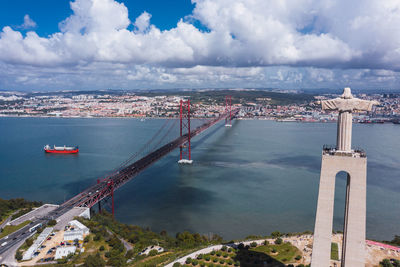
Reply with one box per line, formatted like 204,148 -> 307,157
0,115 -> 395,124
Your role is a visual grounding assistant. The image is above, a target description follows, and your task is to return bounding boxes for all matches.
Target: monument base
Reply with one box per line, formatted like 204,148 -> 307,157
312,150 -> 367,267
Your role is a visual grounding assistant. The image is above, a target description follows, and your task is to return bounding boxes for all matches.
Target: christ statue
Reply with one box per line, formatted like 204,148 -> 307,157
319,87 -> 379,152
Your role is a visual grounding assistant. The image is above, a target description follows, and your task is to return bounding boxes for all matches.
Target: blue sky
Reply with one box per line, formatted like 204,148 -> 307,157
0,0 -> 399,91
0,0 -> 195,35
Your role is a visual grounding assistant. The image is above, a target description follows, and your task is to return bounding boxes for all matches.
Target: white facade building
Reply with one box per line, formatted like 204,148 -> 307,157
68,220 -> 89,235
54,246 -> 76,260
63,220 -> 89,241
22,227 -> 54,261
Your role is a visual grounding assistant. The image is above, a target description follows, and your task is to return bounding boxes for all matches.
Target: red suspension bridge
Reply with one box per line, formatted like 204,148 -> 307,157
60,97 -> 239,216
0,97 -> 239,256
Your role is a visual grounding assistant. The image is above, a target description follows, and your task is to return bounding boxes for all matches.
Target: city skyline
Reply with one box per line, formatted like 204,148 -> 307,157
0,0 -> 400,91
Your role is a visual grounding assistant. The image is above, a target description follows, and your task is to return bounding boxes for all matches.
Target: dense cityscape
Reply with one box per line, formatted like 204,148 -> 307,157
1,90 -> 400,123
2,0 -> 400,266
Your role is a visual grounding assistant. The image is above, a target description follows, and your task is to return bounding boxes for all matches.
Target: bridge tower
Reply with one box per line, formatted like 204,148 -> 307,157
178,99 -> 193,164
225,95 -> 232,127
107,180 -> 115,217
97,179 -> 101,214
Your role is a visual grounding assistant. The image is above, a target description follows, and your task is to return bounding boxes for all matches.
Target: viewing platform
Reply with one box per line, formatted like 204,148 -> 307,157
322,144 -> 366,158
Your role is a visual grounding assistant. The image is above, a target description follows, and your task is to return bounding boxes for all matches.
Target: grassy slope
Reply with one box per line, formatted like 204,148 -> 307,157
251,242 -> 302,262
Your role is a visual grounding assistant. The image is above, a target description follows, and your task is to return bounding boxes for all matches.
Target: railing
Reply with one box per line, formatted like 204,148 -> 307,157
322,144 -> 366,158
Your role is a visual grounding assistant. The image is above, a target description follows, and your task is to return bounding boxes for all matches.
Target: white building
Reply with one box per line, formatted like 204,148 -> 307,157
54,246 -> 76,260
69,220 -> 90,234
63,220 -> 89,241
64,230 -> 84,241
22,227 -> 54,261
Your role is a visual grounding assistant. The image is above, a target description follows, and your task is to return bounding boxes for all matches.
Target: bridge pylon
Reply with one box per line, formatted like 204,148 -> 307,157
108,180 -> 114,217
97,179 -> 101,214
178,99 -> 193,164
225,95 -> 232,127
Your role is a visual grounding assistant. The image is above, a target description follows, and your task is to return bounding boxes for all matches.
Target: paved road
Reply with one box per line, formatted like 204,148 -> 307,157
0,233 -> 33,267
9,205 -> 58,226
106,229 -> 132,252
0,204 -> 76,264
0,214 -> 14,230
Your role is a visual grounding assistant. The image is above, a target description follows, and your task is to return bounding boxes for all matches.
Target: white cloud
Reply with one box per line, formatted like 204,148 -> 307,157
134,12 -> 151,33
19,15 -> 37,29
0,0 -> 400,90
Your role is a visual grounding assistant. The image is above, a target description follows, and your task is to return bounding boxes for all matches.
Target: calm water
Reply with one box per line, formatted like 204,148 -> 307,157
0,117 -> 399,241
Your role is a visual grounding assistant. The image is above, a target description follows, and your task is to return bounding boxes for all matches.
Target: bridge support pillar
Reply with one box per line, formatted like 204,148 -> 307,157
97,179 -> 101,214
179,99 -> 193,164
109,180 -> 114,217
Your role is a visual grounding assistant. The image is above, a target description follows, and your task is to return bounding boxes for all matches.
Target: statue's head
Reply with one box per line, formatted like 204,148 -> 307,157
341,87 -> 353,99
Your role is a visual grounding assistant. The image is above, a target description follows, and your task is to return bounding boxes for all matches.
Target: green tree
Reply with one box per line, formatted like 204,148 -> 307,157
93,233 -> 102,241
107,255 -> 126,267
275,237 -> 283,245
173,263 -> 182,267
390,235 -> 400,246
25,238 -> 33,247
380,259 -> 394,267
84,253 -> 106,267
148,249 -> 158,256
47,219 -> 57,226
271,231 -> 282,238
99,245 -> 105,251
15,251 -> 22,261
125,249 -> 134,259
57,258 -> 68,264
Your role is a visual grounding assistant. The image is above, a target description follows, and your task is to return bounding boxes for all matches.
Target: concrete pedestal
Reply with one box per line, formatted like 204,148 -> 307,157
311,153 -> 366,267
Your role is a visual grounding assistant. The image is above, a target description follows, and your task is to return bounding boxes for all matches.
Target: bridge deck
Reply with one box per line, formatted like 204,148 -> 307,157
62,109 -> 239,209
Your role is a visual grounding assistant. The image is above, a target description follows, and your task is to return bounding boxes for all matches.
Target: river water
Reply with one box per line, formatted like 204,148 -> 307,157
0,117 -> 399,240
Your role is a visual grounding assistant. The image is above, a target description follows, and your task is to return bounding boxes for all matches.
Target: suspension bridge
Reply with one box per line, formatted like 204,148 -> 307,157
57,98 -> 237,215
64,96 -> 239,215
0,96 -> 239,259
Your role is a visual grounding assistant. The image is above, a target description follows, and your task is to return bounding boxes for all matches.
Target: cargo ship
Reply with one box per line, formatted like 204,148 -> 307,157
44,144 -> 79,154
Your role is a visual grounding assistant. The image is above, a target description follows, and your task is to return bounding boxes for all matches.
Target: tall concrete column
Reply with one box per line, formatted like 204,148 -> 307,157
311,154 -> 337,267
342,157 -> 367,266
336,111 -> 353,152
311,154 -> 367,267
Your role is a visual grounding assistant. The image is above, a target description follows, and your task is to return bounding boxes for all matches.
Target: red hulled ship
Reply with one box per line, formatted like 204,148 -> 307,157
44,144 -> 79,154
